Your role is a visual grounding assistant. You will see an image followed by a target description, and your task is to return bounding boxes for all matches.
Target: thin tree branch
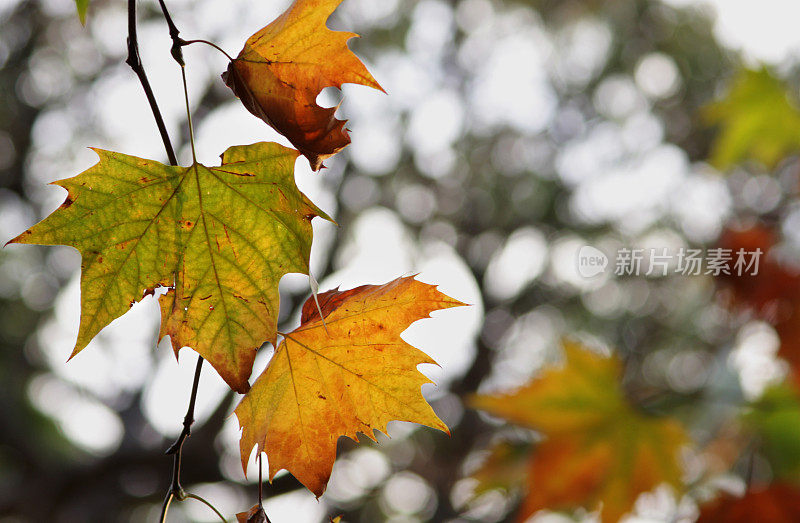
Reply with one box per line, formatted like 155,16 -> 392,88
125,0 -> 178,166
125,1 -> 208,519
159,354 -> 204,520
159,491 -> 175,523
156,0 -> 186,66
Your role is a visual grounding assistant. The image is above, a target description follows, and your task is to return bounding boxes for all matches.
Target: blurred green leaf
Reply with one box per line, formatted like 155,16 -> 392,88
470,441 -> 532,497
744,383 -> 800,479
704,67 -> 800,170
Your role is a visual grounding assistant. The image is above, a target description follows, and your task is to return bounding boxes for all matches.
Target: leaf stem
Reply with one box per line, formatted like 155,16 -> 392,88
125,0 -> 178,165
180,66 -> 198,165
258,454 -> 264,505
255,454 -> 273,522
186,493 -> 228,522
181,39 -> 235,62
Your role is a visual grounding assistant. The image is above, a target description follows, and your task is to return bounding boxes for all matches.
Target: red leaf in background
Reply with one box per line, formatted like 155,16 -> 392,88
716,223 -> 800,383
698,484 -> 800,523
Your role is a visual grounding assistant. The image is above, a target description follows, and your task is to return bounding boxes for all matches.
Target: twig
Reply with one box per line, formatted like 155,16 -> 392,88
123,0 -> 208,517
127,1 -> 274,520
125,0 -> 178,166
156,0 -> 185,66
148,3 -> 208,519
181,39 -> 235,62
186,493 -> 227,522
159,354 -> 204,522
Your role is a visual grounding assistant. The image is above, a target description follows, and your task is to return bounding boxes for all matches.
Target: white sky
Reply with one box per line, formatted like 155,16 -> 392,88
666,0 -> 800,64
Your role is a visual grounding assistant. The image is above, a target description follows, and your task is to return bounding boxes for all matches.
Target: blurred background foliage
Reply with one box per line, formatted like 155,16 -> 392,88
3,0 -> 800,521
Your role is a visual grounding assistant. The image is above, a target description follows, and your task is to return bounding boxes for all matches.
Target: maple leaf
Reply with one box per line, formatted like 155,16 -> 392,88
222,0 -> 384,171
235,276 -> 465,496
470,343 -> 687,522
8,142 -> 330,393
697,484 -> 800,522
704,67 -> 800,170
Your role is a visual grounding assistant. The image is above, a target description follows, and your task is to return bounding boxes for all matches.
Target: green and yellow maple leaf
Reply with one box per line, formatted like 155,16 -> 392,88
236,276 -> 465,496
470,342 -> 688,522
704,67 -> 800,170
9,142 -> 330,393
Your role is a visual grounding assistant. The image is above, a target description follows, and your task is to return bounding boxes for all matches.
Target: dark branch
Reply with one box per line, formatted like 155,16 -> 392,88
159,353 -> 204,521
125,1 -> 207,519
156,0 -> 186,66
125,0 -> 178,166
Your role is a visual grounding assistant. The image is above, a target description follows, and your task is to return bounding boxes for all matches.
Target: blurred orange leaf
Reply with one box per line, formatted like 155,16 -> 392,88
471,343 -> 687,522
235,276 -> 465,496
223,0 -> 383,171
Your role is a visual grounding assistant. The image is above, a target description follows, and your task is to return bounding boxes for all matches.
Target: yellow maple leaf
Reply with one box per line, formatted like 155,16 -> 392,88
235,276 -> 465,496
470,342 -> 687,522
223,0 -> 384,171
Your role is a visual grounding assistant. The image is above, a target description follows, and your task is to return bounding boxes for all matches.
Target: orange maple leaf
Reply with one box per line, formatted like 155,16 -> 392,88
470,343 -> 687,522
222,0 -> 384,171
235,276 -> 465,496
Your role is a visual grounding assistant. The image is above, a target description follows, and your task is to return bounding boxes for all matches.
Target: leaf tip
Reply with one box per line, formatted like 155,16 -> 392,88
67,343 -> 84,362
227,372 -> 252,395
75,0 -> 88,26
4,229 -> 30,247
